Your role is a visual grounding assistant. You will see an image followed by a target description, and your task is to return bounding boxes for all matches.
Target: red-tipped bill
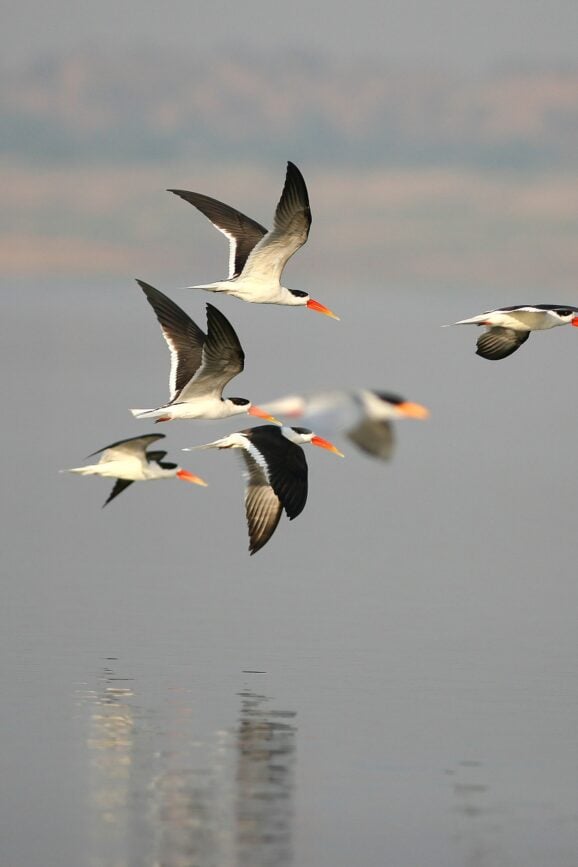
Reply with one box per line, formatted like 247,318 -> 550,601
177,468 -> 208,486
571,317 -> 578,327
311,435 -> 345,457
398,401 -> 430,420
306,298 -> 340,320
248,405 -> 281,424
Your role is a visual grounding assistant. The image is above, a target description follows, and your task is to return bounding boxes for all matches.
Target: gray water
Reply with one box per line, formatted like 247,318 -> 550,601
2,276 -> 578,866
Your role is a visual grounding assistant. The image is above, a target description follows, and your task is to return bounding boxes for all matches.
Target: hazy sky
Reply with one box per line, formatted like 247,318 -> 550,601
7,0 -> 578,69
6,1 -> 578,287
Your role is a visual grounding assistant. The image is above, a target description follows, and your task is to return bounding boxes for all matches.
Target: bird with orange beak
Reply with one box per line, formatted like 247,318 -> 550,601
259,389 -> 429,461
130,281 -> 279,423
184,425 -> 343,554
63,434 -> 207,507
447,304 -> 578,360
169,161 -> 339,320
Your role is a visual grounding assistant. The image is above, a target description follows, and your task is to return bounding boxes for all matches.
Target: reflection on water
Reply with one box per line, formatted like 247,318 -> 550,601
83,663 -> 136,867
151,686 -> 234,867
449,761 -> 501,867
80,664 -> 297,867
236,689 -> 297,867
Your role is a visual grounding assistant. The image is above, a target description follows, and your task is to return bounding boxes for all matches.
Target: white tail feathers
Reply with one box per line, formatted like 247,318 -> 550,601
182,436 -> 231,452
180,282 -> 227,292
451,315 -> 488,326
129,407 -> 172,420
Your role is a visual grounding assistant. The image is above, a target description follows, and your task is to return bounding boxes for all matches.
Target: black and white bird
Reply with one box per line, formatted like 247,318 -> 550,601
169,161 -> 339,319
449,304 -> 578,360
260,389 -> 429,461
184,425 -> 343,554
130,280 -> 278,422
63,433 -> 207,507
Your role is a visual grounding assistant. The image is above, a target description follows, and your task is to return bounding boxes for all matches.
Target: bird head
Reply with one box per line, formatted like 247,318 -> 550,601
282,426 -> 344,456
288,289 -> 340,320
228,398 -> 279,423
367,390 -> 430,421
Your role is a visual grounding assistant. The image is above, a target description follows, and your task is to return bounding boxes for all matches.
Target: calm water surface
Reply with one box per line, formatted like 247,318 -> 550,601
2,278 -> 578,866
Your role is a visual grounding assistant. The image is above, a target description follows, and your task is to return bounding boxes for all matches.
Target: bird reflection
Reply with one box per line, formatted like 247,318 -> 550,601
449,761 -> 499,867
235,689 -> 297,867
152,699 -> 232,867
82,663 -> 138,867
81,666 -> 297,867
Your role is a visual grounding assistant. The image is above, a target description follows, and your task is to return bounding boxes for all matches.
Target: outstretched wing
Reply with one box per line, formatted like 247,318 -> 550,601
179,303 -> 245,400
103,478 -> 134,507
240,162 -> 312,283
476,328 -> 530,360
168,189 -> 268,279
237,429 -> 309,554
137,280 -> 206,401
146,450 -> 168,464
241,427 -> 309,520
347,418 -> 395,461
88,433 -> 165,465
240,451 -> 283,555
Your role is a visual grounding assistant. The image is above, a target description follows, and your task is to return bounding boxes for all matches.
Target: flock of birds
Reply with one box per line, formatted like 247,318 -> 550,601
65,162 -> 578,553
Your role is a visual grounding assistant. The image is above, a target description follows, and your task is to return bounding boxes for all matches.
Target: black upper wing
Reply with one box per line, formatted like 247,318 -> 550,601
87,433 -> 165,461
497,304 -> 578,313
168,189 -> 268,278
235,162 -> 312,282
273,161 -> 312,238
243,426 -> 309,520
137,280 -> 206,400
179,303 -> 245,400
146,450 -> 168,464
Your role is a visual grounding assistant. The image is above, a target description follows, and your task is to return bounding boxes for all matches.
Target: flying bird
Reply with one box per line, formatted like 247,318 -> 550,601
130,280 -> 278,422
448,304 -> 578,360
168,161 -> 339,319
184,425 -> 343,554
63,433 -> 207,507
260,389 -> 429,461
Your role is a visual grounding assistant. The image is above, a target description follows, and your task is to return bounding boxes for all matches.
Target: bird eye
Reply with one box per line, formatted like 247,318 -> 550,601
558,309 -> 574,317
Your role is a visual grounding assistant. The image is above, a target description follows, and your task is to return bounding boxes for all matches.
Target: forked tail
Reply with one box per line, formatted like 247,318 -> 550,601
182,436 -> 230,452
130,407 -> 171,421
181,281 -> 229,293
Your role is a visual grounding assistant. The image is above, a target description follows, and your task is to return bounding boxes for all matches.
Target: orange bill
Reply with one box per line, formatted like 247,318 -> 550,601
248,405 -> 281,424
177,468 -> 208,486
306,298 -> 340,320
398,401 -> 430,420
572,317 -> 578,326
311,435 -> 345,457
